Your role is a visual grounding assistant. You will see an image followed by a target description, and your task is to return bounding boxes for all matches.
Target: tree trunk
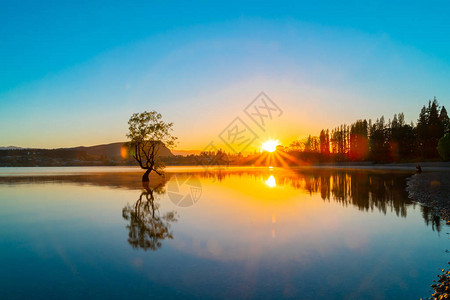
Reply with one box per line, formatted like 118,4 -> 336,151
142,168 -> 151,182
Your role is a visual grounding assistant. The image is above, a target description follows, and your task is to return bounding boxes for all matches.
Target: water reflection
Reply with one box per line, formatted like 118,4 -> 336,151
0,167 -> 442,231
287,170 -> 441,230
187,168 -> 442,231
299,171 -> 411,217
422,205 -> 442,232
0,167 -> 446,299
201,169 -> 442,229
122,181 -> 178,251
265,175 -> 276,188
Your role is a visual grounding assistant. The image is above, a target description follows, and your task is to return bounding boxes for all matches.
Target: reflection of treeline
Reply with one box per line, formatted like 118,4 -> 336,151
281,169 -> 441,231
167,169 -> 441,230
288,98 -> 449,162
185,169 -> 441,231
164,169 -> 418,222
291,171 -> 412,217
0,168 -> 441,231
293,170 -> 441,231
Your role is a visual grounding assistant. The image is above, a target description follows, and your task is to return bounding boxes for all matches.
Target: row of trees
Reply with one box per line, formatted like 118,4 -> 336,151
124,100 -> 449,182
289,98 -> 449,162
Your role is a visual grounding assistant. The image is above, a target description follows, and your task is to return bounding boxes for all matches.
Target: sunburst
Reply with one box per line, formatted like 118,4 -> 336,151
261,140 -> 279,152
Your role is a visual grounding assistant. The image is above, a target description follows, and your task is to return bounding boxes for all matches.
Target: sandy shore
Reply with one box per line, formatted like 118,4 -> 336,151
407,171 -> 450,300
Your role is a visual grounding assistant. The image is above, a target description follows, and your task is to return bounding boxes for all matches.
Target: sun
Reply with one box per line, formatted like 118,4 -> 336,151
261,139 -> 279,152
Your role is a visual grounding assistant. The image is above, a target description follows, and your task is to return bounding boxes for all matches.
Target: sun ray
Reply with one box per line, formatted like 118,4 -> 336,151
274,151 -> 291,169
254,152 -> 268,166
277,150 -> 304,166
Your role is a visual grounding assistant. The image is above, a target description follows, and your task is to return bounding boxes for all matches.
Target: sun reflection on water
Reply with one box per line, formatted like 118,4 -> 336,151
265,175 -> 276,188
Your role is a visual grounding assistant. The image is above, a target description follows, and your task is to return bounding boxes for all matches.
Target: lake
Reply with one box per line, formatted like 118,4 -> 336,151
0,166 -> 447,299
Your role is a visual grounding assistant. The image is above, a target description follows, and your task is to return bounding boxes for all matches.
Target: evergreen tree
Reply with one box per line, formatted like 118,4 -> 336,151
426,98 -> 443,158
369,117 -> 389,161
319,129 -> 330,155
440,106 -> 450,134
416,105 -> 428,157
349,120 -> 368,160
389,112 -> 414,160
286,97 -> 448,163
398,113 -> 405,126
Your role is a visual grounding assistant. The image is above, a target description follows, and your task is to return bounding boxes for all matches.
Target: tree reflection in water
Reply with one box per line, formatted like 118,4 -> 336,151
286,170 -> 443,232
175,169 -> 443,232
122,181 -> 177,251
0,168 -> 439,234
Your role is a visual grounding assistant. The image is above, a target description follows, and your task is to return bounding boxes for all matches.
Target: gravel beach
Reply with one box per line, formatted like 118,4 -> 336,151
407,172 -> 450,220
407,171 -> 450,300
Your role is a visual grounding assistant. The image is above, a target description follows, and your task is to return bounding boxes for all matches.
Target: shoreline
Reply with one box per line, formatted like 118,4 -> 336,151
406,171 -> 450,300
1,161 -> 450,171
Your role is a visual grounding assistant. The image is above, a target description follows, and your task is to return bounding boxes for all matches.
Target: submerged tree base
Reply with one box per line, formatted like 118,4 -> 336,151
141,168 -> 164,183
142,169 -> 151,182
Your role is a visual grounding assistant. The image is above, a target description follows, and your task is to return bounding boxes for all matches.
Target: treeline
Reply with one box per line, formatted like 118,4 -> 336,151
0,148 -> 136,167
162,149 -> 237,166
166,98 -> 449,166
289,97 -> 449,162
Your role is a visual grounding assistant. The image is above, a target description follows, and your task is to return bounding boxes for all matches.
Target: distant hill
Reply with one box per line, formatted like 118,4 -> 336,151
0,146 -> 23,150
69,142 -> 173,159
0,142 -> 174,167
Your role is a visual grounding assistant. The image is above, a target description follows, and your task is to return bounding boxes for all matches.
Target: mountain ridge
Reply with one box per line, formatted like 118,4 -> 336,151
0,142 -> 173,158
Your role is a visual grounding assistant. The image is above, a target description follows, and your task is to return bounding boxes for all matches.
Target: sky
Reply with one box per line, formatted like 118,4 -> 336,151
1,0 -> 450,152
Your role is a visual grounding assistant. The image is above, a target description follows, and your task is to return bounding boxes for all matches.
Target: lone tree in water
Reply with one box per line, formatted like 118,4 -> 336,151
127,111 -> 177,182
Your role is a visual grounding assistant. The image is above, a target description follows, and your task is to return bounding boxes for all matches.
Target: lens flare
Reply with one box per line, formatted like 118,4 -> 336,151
120,145 -> 129,159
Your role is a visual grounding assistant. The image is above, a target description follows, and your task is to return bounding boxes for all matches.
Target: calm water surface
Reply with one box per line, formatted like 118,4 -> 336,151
0,166 -> 448,299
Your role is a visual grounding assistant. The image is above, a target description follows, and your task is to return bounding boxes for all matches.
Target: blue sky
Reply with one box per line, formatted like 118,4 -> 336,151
1,0 -> 449,149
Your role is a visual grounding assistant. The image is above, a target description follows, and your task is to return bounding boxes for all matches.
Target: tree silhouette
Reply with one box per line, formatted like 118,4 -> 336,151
127,111 -> 177,182
427,98 -> 444,157
388,113 -> 415,160
319,129 -> 330,156
369,117 -> 389,161
300,97 -> 449,163
438,133 -> 450,160
440,106 -> 450,135
349,120 -> 368,160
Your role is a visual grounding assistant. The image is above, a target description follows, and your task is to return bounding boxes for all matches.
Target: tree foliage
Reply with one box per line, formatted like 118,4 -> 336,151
127,111 -> 177,181
437,133 -> 450,161
297,97 -> 448,162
